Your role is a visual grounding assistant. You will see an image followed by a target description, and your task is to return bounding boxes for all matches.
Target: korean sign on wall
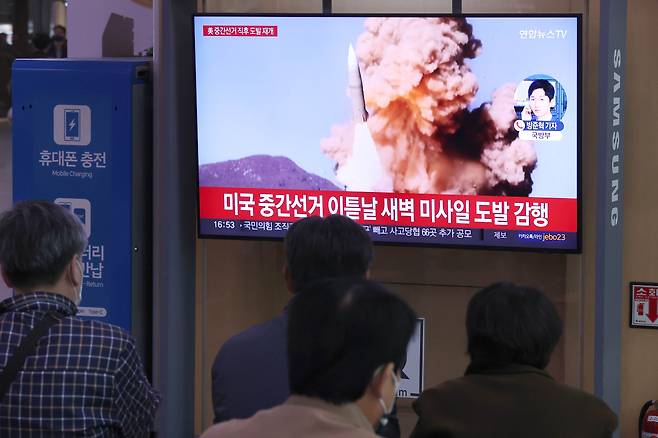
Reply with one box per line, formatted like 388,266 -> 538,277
630,283 -> 658,329
12,59 -> 150,332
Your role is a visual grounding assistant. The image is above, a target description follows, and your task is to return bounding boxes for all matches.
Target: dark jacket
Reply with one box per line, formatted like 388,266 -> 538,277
211,313 -> 290,424
410,364 -> 617,438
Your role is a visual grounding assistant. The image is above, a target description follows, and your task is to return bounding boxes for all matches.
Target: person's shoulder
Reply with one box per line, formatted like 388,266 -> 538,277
201,403 -> 378,438
66,316 -> 136,351
536,379 -> 617,433
199,418 -> 244,438
212,313 -> 288,380
200,405 -> 284,438
413,375 -> 473,412
220,314 -> 287,353
551,381 -> 616,418
420,375 -> 474,397
199,418 -> 249,438
70,316 -> 132,337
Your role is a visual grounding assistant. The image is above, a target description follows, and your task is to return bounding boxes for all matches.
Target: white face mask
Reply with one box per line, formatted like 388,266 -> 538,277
377,368 -> 400,426
74,259 -> 84,305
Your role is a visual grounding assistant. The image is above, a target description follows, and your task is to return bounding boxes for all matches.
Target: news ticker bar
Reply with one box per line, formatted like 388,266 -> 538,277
200,219 -> 578,250
199,187 -> 578,233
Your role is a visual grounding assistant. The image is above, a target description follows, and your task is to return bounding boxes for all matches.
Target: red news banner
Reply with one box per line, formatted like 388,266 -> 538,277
200,187 -> 577,233
203,25 -> 278,37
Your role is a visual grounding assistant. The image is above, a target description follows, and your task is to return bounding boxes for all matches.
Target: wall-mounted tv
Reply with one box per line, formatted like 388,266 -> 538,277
193,14 -> 581,252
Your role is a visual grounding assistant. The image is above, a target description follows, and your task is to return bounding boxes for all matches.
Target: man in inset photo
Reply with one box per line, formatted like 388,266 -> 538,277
522,79 -> 556,122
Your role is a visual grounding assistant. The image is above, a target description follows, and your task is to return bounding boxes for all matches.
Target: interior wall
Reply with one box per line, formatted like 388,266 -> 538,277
462,0 -> 575,12
331,0 -> 451,12
67,0 -> 153,58
203,0 -> 322,12
620,1 -> 658,437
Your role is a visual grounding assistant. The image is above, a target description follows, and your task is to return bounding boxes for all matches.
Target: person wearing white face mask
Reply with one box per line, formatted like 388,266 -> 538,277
74,257 -> 84,304
201,277 -> 417,438
375,364 -> 401,427
0,200 -> 160,436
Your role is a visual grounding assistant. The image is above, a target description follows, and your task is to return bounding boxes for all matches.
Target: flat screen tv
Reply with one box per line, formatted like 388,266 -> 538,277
193,14 -> 581,252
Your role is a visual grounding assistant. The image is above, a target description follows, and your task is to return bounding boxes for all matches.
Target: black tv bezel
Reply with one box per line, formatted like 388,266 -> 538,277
191,13 -> 582,254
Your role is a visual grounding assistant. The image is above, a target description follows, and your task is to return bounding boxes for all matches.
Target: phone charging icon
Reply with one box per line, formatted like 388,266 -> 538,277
64,109 -> 81,141
55,198 -> 91,238
73,208 -> 87,226
53,105 -> 91,146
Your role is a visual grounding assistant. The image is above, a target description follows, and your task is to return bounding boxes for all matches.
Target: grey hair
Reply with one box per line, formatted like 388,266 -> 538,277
0,200 -> 88,290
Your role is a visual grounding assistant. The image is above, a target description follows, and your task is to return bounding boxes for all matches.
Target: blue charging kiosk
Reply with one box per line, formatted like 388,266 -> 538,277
12,59 -> 152,357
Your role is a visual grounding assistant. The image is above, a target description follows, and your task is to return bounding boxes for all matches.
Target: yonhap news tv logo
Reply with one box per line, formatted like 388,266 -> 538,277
53,104 -> 91,146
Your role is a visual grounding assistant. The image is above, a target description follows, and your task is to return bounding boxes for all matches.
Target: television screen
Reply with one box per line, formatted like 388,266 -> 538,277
194,14 -> 580,252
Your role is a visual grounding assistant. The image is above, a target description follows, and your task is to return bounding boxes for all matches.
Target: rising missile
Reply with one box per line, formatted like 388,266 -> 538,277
336,44 -> 392,192
348,44 -> 368,123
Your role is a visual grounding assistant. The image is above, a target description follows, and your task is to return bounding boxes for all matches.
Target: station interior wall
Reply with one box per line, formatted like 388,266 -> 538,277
1,1 -> 654,437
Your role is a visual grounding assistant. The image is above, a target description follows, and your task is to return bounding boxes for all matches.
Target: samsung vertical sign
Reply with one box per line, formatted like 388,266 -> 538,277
610,48 -> 622,227
594,0 -> 626,426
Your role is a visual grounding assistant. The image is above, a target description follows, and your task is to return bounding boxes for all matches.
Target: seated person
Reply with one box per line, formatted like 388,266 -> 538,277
211,215 -> 401,436
0,201 -> 159,436
201,277 -> 417,438
522,79 -> 558,122
410,282 -> 617,438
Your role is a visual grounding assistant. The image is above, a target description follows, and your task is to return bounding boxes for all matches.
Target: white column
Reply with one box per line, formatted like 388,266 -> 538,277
67,0 -> 153,58
51,0 -> 67,28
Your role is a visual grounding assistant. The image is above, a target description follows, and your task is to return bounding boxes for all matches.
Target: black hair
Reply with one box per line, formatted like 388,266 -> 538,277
528,79 -> 555,100
466,282 -> 563,369
53,25 -> 66,33
0,200 -> 87,290
32,33 -> 51,51
288,278 -> 417,404
284,215 -> 372,292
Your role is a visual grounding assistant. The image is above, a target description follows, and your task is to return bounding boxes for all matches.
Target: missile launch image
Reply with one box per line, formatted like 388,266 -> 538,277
335,44 -> 392,192
322,17 -> 542,196
347,44 -> 368,123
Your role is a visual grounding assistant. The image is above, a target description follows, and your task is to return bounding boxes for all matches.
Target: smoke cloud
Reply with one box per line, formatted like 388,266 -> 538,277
321,17 -> 537,195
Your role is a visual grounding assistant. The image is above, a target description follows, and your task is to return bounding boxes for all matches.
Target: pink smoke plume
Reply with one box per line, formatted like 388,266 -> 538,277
321,17 -> 537,195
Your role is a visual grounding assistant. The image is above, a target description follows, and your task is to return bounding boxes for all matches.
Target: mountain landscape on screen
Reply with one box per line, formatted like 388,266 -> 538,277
199,155 -> 340,191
